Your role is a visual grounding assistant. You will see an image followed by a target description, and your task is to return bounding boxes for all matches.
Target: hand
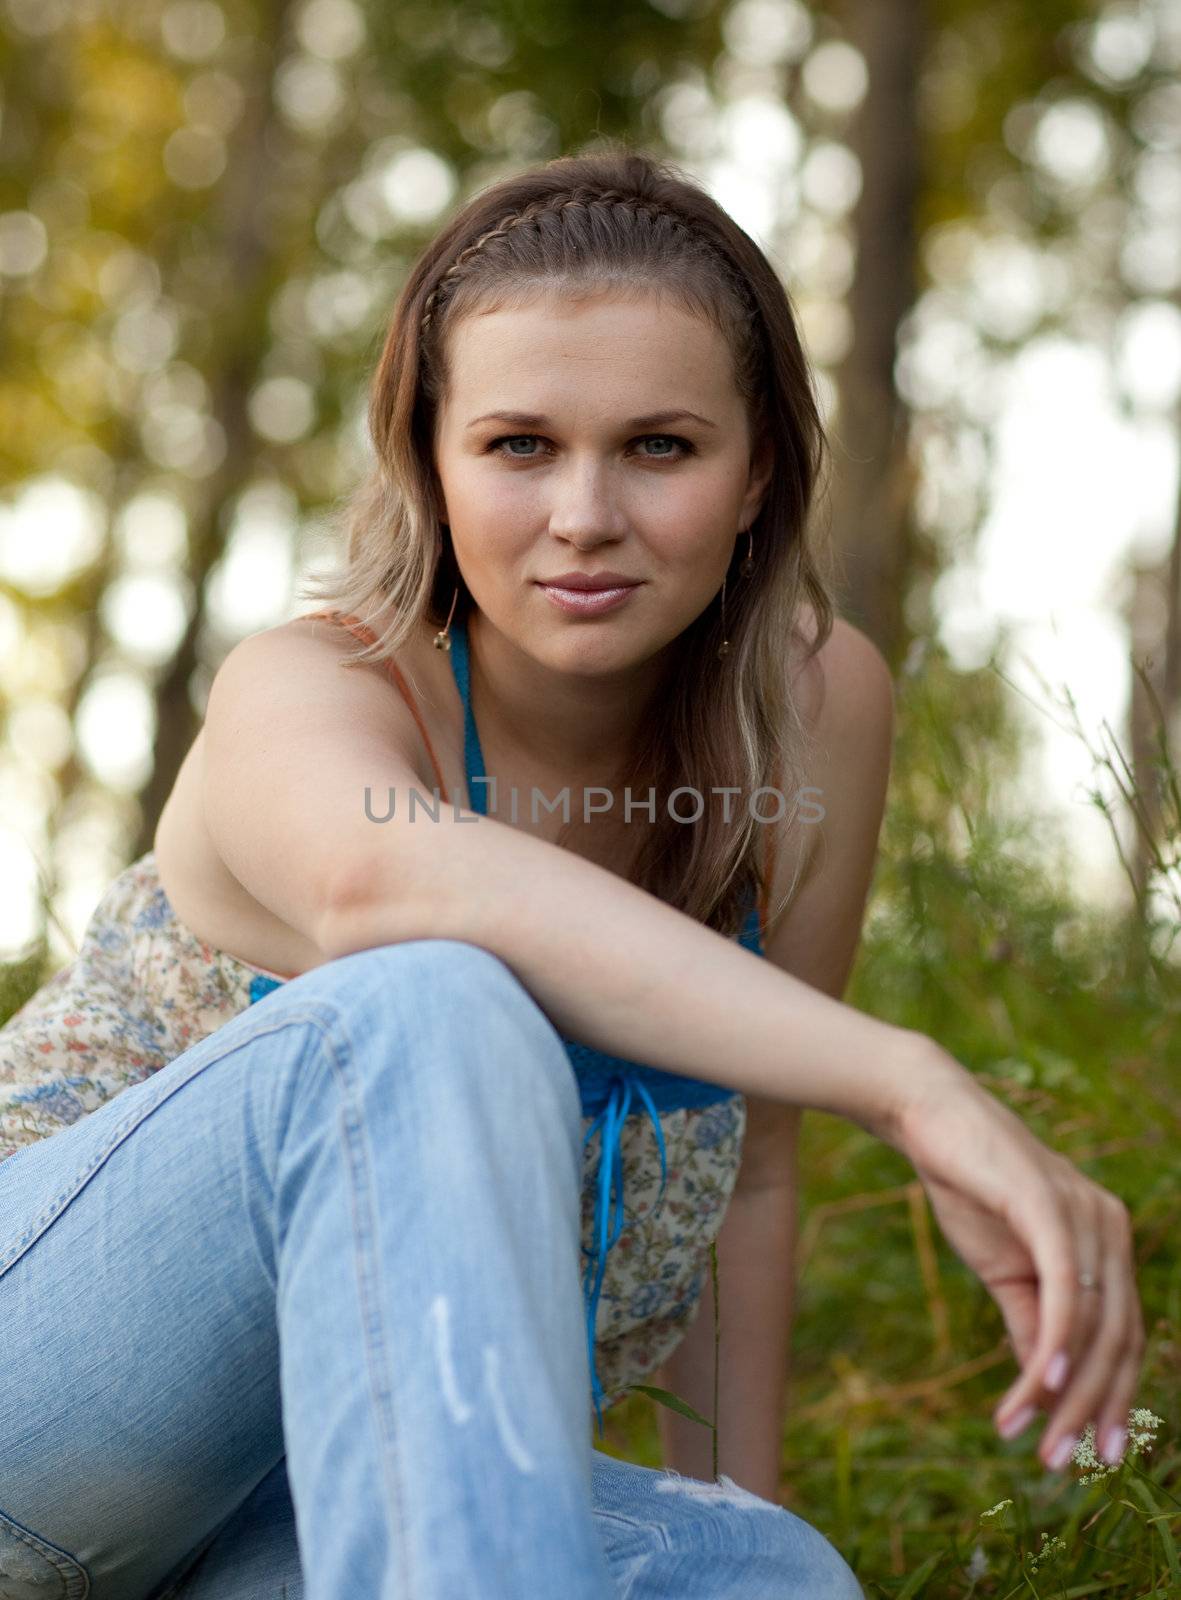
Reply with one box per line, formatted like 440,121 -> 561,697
884,1046 -> 1146,1473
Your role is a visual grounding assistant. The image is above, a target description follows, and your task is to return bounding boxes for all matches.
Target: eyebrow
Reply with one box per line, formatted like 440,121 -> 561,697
464,408 -> 718,431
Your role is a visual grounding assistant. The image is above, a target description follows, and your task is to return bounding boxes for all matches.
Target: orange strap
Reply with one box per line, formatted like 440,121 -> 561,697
298,610 -> 452,804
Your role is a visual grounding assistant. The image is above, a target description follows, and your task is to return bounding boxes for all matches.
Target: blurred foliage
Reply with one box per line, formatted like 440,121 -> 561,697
922,0 -> 1099,235
0,939 -> 48,1028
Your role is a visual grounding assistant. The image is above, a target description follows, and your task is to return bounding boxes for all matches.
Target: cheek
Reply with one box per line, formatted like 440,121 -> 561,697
645,466 -> 744,536
448,498 -> 532,577
450,460 -> 541,527
646,514 -> 735,576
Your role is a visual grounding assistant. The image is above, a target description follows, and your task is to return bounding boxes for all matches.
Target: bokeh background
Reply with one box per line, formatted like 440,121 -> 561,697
1,0 -> 1178,1593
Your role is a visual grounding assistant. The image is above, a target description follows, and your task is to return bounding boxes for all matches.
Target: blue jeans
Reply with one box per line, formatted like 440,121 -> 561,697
0,940 -> 863,1598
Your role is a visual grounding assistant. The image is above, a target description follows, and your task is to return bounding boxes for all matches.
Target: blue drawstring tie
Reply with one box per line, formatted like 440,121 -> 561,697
581,1070 -> 668,1435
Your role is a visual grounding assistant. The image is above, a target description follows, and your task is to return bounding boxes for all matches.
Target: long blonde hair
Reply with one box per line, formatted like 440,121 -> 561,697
299,140 -> 838,938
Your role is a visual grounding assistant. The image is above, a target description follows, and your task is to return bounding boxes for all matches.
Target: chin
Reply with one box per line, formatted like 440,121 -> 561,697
550,630 -> 676,682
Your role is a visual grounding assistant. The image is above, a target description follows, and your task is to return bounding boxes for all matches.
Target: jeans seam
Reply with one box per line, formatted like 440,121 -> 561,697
0,1006 -> 332,1281
593,1507 -> 672,1543
312,1001 -> 415,1599
0,1508 -> 91,1597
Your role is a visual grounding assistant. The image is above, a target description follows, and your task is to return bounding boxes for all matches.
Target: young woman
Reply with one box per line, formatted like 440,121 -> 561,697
0,146 -> 1143,1599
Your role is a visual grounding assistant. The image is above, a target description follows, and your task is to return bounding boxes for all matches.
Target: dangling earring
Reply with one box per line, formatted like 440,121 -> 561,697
717,527 -> 754,660
717,573 -> 731,659
740,525 -> 754,577
433,585 -> 459,650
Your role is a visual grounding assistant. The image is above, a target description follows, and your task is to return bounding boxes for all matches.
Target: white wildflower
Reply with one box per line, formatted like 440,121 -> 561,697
1070,1407 -> 1165,1481
979,1497 -> 1013,1521
1128,1407 -> 1164,1455
1071,1423 -> 1119,1484
1027,1529 -> 1066,1571
965,1543 -> 989,1580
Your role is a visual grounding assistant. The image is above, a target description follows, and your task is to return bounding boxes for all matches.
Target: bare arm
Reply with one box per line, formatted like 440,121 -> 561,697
202,618 -> 931,1133
324,815 -> 921,1120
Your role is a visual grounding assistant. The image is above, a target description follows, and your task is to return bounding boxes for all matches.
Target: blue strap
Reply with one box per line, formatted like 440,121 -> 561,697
448,612 -> 487,816
249,972 -> 282,1005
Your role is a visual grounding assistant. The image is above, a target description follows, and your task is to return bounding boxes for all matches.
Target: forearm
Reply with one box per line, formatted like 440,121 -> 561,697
655,1180 -> 798,1499
319,802 -> 932,1123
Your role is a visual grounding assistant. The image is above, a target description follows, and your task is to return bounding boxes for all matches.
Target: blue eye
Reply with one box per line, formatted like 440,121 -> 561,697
486,434 -> 695,461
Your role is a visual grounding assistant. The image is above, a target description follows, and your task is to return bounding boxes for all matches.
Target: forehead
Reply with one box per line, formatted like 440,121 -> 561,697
439,289 -> 740,417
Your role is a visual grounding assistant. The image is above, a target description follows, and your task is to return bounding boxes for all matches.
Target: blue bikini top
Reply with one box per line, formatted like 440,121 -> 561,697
249,608 -> 766,1433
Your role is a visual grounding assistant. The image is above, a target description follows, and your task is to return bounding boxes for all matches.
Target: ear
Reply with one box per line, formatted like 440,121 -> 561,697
740,425 -> 774,530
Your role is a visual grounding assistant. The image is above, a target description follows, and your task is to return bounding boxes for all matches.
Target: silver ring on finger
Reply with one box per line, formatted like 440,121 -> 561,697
1078,1270 -> 1102,1291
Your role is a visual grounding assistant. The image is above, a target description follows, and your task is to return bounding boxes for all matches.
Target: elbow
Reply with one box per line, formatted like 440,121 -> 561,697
313,850 -> 449,962
313,873 -> 361,964
315,805 -> 499,962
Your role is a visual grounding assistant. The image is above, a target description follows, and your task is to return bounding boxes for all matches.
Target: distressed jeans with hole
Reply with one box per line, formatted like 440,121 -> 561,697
0,939 -> 863,1599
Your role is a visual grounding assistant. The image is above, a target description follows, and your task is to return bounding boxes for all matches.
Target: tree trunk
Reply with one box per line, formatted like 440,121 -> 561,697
132,0 -> 294,861
827,0 -> 925,666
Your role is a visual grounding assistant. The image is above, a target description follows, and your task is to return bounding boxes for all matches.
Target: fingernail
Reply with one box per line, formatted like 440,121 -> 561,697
1047,1433 -> 1077,1471
1044,1350 -> 1070,1392
1101,1425 -> 1126,1466
997,1404 -> 1036,1440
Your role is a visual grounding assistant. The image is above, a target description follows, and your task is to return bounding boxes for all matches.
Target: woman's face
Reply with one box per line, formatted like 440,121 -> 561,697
432,287 -> 773,674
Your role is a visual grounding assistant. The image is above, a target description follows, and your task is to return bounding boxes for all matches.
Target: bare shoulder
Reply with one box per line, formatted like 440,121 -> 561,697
224,608 -> 406,661
153,609 -> 455,981
766,606 -> 894,913
773,606 -> 895,930
201,607 -> 463,847
196,615 -> 363,714
789,604 -> 895,741
218,611 -> 390,682
208,611 -> 446,754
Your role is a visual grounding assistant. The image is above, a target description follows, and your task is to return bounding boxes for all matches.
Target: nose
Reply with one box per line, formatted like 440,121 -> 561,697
545,456 -> 628,548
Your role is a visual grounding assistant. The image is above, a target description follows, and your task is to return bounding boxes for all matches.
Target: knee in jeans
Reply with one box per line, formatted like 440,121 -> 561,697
313,939 -> 569,1085
315,939 -> 518,1017
653,1473 -> 864,1599
760,1511 -> 864,1599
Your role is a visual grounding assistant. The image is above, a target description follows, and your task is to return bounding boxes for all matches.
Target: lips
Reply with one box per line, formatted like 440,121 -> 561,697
536,572 -> 641,592
537,581 -> 639,617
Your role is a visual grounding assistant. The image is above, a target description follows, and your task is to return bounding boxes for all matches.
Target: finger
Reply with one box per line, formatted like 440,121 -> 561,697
991,1279 -> 1039,1373
1058,1200 -> 1145,1471
1092,1299 -> 1147,1467
1039,1229 -> 1106,1403
994,1250 -> 1100,1439
1038,1199 -> 1137,1472
992,1174 -> 1078,1434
